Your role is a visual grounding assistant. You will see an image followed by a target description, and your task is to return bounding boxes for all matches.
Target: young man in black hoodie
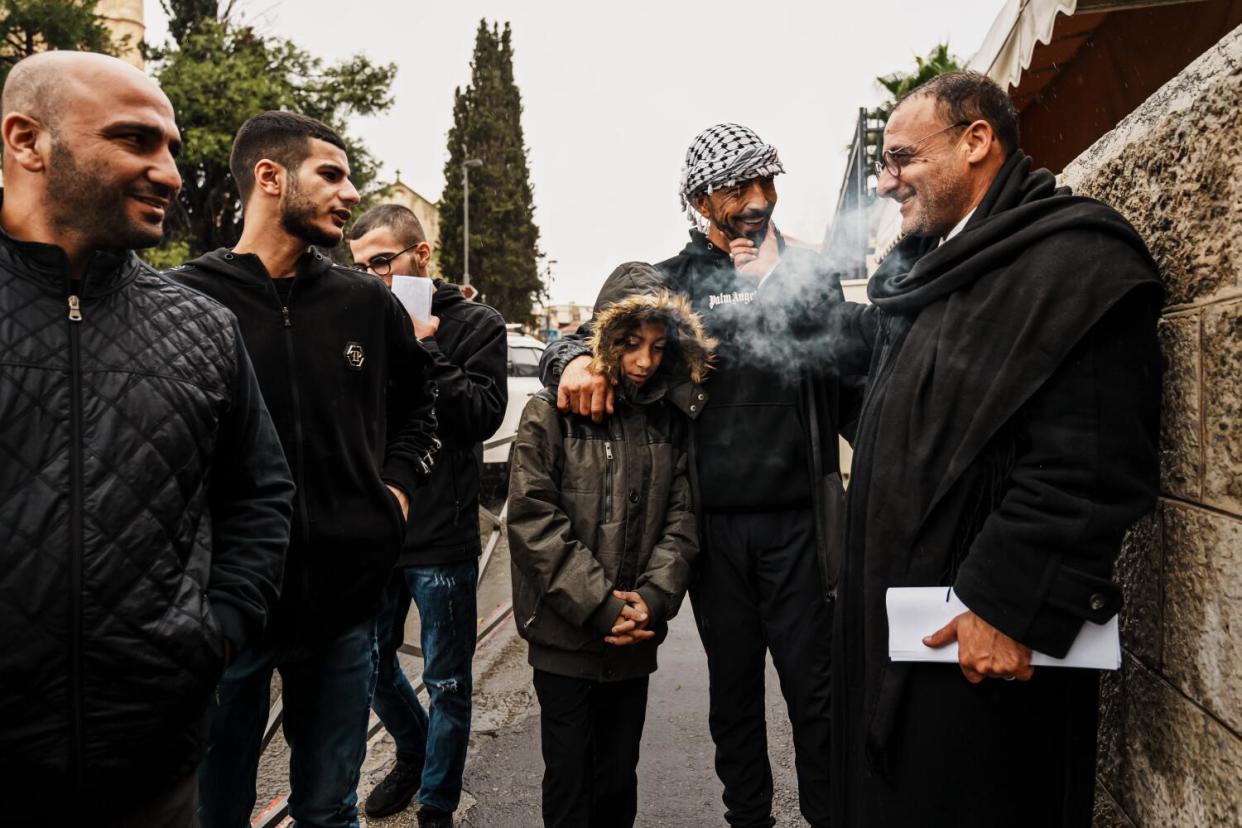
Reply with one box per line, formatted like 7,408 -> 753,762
169,113 -> 438,828
348,204 -> 507,827
542,125 -> 875,828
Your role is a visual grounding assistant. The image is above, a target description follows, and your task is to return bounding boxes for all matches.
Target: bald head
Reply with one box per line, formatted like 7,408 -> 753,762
3,51 -> 171,129
0,50 -> 182,260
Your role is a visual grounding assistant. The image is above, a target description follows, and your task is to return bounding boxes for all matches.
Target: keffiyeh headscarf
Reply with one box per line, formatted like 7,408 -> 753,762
679,123 -> 785,229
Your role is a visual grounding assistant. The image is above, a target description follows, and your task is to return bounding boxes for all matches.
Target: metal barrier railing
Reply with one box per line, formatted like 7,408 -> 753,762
252,433 -> 516,827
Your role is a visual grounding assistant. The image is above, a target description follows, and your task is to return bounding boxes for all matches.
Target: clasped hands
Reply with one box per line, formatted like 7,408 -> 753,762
605,590 -> 654,647
923,609 -> 1035,683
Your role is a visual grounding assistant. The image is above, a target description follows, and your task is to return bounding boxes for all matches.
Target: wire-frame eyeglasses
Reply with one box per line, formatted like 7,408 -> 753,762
873,121 -> 971,178
353,242 -> 422,277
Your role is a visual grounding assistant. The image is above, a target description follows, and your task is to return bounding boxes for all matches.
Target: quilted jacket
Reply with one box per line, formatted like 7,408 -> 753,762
0,227 -> 294,814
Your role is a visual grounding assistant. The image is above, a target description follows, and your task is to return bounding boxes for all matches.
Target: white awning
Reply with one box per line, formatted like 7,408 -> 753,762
967,0 -> 1079,89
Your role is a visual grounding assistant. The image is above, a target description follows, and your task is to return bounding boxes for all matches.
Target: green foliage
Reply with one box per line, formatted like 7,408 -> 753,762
0,0 -> 117,86
159,0 -> 227,44
147,10 -> 395,260
438,20 -> 544,324
865,42 -> 961,160
139,237 -> 191,271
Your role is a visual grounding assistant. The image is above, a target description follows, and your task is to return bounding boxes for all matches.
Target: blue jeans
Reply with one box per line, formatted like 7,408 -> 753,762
198,618 -> 377,828
372,560 -> 478,812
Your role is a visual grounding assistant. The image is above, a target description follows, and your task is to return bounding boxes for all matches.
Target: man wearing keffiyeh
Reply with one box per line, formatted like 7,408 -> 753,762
539,124 -> 876,828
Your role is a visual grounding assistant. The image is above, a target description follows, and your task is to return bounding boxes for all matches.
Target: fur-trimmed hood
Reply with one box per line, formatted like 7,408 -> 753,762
588,281 -> 716,385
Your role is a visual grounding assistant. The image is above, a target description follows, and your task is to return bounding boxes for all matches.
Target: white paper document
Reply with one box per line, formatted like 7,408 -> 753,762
391,275 -> 434,322
886,587 -> 1121,670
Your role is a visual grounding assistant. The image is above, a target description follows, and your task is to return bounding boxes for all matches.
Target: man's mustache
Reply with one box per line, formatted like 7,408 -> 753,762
718,206 -> 774,241
733,207 -> 774,225
130,183 -> 178,204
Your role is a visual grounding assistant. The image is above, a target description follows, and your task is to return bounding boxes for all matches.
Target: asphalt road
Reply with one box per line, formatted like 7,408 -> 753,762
256,513 -> 812,827
450,610 -> 808,828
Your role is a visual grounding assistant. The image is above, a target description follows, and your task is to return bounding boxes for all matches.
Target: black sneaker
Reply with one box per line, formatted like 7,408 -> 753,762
363,758 -> 423,818
416,806 -> 454,828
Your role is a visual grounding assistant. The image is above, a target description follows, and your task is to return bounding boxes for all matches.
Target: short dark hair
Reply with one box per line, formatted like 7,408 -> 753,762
229,111 -> 347,202
349,203 -> 427,247
902,71 -> 1020,157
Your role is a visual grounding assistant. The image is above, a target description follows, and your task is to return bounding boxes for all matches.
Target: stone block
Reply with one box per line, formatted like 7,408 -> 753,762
1112,656 -> 1242,827
1115,509 -> 1163,669
1156,313 -> 1201,500
1065,30 -> 1242,306
1093,786 -> 1136,828
1161,502 -> 1242,734
1202,300 -> 1242,513
1096,667 -> 1125,794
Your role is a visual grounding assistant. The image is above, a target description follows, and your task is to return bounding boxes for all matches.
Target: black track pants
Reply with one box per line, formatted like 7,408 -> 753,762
690,508 -> 833,828
534,670 -> 650,828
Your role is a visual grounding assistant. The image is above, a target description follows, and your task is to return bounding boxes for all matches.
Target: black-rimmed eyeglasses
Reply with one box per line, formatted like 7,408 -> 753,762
873,121 -> 971,178
353,242 -> 421,277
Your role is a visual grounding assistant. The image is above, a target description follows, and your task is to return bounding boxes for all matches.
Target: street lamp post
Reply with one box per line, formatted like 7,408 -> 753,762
461,158 -> 483,287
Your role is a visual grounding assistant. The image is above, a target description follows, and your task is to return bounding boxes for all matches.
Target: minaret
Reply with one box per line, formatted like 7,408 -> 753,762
96,0 -> 146,68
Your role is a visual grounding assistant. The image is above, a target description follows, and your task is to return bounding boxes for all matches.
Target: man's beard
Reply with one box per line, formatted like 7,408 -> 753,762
280,177 -> 341,248
47,139 -> 167,250
901,171 -> 971,238
713,205 -> 774,247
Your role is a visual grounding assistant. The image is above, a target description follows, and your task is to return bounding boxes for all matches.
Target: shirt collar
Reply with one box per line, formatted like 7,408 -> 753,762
939,208 -> 976,247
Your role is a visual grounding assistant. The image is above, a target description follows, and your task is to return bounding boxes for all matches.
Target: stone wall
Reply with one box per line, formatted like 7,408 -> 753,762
1060,22 -> 1242,828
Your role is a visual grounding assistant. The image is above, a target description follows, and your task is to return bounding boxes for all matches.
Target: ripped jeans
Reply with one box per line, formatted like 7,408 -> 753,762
372,560 -> 478,812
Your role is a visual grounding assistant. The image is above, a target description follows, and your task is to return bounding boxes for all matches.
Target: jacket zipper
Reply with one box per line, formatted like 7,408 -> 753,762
604,440 -> 614,522
272,280 -> 311,544
65,280 -> 85,789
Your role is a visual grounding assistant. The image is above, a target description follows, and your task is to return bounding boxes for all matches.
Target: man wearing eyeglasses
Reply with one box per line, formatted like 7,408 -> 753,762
348,205 -> 507,827
831,72 -> 1161,827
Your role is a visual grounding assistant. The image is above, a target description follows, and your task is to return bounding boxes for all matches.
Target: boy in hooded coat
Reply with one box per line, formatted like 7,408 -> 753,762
508,263 -> 715,828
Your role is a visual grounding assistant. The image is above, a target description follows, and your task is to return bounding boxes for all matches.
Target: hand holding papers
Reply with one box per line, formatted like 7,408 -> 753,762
887,587 -> 1121,671
391,275 -> 434,322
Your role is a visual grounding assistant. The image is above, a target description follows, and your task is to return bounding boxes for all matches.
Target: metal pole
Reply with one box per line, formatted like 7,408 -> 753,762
462,159 -> 482,288
856,107 -> 868,281
463,164 -> 471,288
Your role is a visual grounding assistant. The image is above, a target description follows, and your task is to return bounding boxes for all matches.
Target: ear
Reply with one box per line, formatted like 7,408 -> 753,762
414,241 -> 432,272
962,120 -> 995,166
694,192 -> 711,219
252,158 -> 285,198
2,113 -> 49,173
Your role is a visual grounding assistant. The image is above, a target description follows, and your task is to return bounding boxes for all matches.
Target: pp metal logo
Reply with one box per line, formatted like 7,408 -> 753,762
343,342 -> 366,370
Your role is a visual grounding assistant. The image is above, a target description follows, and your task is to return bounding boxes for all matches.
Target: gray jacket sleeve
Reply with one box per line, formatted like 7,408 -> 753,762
507,396 -> 622,632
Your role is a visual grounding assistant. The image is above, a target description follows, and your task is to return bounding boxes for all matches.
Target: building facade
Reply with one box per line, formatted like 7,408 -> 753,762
97,0 -> 145,67
375,178 -> 443,278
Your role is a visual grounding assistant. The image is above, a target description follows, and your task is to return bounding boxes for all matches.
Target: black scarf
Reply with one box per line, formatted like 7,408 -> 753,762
844,150 -> 1163,765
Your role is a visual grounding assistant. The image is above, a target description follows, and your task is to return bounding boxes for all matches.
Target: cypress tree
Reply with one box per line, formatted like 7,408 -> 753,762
439,20 -> 544,323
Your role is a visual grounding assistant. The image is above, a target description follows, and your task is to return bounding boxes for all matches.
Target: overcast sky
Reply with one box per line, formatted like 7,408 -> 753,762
143,1 -> 1002,305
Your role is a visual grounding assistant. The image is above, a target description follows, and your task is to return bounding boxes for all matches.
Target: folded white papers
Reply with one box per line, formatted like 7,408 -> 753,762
391,275 -> 434,322
886,587 -> 1120,670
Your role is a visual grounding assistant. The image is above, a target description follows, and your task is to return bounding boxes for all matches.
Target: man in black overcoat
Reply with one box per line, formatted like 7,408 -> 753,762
831,71 -> 1162,827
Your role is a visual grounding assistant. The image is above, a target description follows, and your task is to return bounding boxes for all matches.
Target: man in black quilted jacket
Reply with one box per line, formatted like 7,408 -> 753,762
170,113 -> 439,828
0,53 -> 294,823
